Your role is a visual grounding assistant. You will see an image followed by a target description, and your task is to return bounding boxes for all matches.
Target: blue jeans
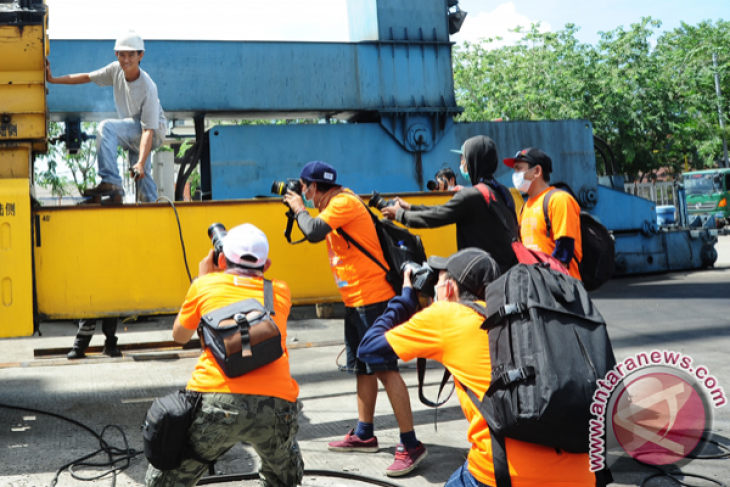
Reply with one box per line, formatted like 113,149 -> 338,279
445,460 -> 493,487
97,118 -> 159,202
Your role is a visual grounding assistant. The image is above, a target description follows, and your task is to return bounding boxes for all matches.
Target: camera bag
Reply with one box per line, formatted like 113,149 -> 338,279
197,279 -> 283,378
142,389 -> 205,471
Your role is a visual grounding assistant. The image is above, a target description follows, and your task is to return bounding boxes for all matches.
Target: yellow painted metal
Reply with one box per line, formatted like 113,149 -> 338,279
0,24 -> 48,144
0,179 -> 34,338
33,194 -> 459,319
0,143 -> 31,179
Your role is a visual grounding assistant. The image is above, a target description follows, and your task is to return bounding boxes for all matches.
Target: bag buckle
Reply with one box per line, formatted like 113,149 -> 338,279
499,303 -> 525,317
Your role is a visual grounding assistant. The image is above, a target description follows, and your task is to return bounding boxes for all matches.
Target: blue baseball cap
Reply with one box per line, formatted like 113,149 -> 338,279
450,143 -> 465,155
300,161 -> 338,185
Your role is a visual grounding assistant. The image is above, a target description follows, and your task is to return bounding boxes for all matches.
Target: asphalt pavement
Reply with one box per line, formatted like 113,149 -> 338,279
1,238 -> 730,487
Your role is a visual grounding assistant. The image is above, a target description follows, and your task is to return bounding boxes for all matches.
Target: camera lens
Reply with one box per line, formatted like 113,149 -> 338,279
426,180 -> 438,191
207,223 -> 227,259
271,180 -> 286,196
368,191 -> 395,211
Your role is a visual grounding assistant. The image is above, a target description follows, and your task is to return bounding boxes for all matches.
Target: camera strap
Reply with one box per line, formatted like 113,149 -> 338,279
284,209 -> 307,245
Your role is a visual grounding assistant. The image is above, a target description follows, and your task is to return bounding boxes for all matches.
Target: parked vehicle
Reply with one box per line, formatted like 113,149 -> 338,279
683,168 -> 730,227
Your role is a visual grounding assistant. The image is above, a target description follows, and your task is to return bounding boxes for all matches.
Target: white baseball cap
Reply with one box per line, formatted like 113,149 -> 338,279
222,224 -> 269,268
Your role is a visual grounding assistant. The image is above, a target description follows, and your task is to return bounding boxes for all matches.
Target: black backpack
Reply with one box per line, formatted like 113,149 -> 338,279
468,264 -> 616,487
142,389 -> 206,471
197,279 -> 283,378
339,201 -> 427,295
543,186 -> 615,291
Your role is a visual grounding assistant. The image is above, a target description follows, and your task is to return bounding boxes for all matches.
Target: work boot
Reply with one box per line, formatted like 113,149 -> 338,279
67,347 -> 86,360
102,341 -> 122,357
83,183 -> 124,197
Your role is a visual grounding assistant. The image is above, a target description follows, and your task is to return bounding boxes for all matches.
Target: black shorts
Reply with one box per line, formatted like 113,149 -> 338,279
344,300 -> 399,375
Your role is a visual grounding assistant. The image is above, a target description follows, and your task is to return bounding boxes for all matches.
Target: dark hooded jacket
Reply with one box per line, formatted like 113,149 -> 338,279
395,135 -> 519,273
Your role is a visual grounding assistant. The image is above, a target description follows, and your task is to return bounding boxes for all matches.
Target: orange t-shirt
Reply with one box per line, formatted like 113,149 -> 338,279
318,190 -> 396,307
178,272 -> 299,403
520,187 -> 583,280
386,301 -> 594,487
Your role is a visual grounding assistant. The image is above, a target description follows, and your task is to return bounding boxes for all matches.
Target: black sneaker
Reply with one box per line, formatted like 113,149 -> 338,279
67,348 -> 86,360
83,183 -> 124,197
102,344 -> 122,357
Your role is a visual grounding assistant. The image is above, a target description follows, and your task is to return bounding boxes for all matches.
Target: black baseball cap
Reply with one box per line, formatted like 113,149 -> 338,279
503,147 -> 553,174
300,161 -> 339,185
427,248 -> 501,299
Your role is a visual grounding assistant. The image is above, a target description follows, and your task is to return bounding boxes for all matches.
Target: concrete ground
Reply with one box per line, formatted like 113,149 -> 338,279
2,238 -> 730,487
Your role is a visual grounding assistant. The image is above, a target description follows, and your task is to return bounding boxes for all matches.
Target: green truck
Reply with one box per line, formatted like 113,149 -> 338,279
683,168 -> 730,226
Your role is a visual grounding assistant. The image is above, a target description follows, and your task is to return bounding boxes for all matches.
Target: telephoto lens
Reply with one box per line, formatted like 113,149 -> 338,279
368,191 -> 396,211
426,180 -> 438,191
207,223 -> 227,263
271,179 -> 303,197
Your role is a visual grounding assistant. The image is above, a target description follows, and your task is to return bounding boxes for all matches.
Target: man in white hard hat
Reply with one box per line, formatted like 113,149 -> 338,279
46,31 -> 166,202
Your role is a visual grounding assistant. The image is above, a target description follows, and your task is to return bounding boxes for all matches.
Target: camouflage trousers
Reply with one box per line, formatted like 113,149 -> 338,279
145,392 -> 303,487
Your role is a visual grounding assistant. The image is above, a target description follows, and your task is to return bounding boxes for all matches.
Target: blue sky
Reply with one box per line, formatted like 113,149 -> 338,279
453,0 -> 728,47
46,0 -> 727,46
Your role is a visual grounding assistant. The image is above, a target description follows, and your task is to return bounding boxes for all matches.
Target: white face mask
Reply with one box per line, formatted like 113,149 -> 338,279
512,170 -> 533,193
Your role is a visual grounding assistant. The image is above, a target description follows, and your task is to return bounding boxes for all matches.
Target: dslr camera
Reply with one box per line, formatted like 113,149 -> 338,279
208,223 -> 227,263
271,179 -> 302,197
426,177 -> 447,191
401,261 -> 438,296
368,190 -> 396,211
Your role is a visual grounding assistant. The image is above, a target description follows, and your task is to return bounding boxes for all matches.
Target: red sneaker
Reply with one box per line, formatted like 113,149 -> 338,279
386,442 -> 428,477
327,429 -> 379,453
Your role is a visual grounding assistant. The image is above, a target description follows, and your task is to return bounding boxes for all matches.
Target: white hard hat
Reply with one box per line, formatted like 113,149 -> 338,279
114,31 -> 144,51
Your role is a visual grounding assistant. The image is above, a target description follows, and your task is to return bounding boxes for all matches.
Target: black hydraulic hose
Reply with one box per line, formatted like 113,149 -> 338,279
593,135 -> 617,176
0,403 -> 405,487
155,196 -> 193,283
197,470 -> 405,487
174,116 -> 206,202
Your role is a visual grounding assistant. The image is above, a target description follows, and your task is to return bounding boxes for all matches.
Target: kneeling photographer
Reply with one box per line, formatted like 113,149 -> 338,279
380,135 -> 519,274
281,161 -> 427,477
357,248 -> 596,487
145,223 -> 302,487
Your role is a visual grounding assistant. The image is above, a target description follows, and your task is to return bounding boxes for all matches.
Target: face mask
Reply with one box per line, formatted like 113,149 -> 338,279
303,185 -> 316,208
434,282 -> 447,302
512,170 -> 533,193
460,162 -> 469,182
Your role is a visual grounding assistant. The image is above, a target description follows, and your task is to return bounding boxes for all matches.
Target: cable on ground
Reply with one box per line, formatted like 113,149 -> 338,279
638,437 -> 730,487
0,403 -> 141,487
0,403 -> 405,487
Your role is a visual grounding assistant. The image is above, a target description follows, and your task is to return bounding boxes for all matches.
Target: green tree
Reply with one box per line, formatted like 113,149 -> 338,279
453,18 -> 730,179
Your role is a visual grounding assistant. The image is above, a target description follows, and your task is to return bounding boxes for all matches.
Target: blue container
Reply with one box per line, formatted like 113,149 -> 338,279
656,205 -> 676,225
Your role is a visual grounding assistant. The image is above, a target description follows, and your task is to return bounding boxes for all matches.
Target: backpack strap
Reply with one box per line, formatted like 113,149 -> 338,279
475,183 -> 519,242
339,227 -> 389,274
464,387 -> 512,487
542,188 -> 561,239
263,279 -> 275,314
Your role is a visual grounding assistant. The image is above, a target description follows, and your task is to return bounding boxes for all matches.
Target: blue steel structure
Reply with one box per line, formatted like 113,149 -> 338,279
45,0 -> 718,275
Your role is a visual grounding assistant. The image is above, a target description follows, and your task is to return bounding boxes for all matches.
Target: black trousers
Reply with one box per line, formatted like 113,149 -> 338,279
73,318 -> 118,350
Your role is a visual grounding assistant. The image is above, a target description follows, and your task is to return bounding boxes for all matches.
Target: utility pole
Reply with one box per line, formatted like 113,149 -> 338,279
713,53 -> 730,168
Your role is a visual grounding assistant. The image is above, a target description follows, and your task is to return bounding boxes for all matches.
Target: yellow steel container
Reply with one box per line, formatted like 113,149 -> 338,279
0,178 -> 34,337
0,24 -> 48,146
33,194 -> 459,320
